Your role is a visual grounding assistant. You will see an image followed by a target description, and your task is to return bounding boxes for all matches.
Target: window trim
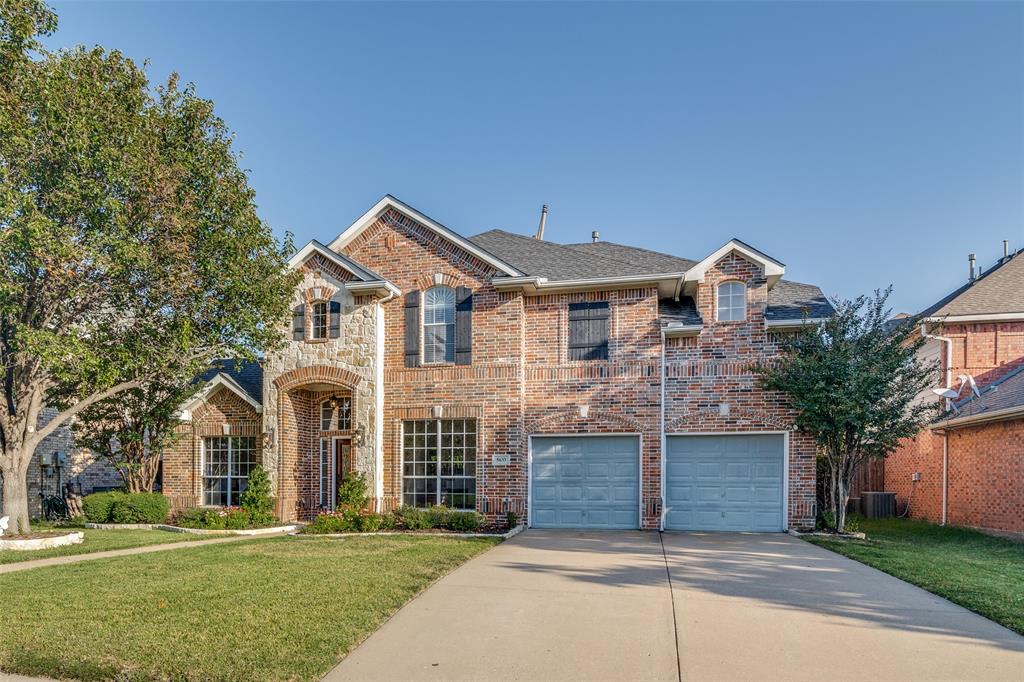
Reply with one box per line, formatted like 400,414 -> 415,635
400,418 -> 477,511
319,396 -> 352,432
422,286 -> 456,365
310,300 -> 329,340
716,280 -> 747,322
200,436 -> 256,507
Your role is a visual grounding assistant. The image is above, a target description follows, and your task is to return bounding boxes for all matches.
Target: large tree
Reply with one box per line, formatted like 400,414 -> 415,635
757,289 -> 937,533
0,1 -> 296,533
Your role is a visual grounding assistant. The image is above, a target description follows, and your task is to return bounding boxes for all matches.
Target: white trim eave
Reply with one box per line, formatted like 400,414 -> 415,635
492,272 -> 687,297
683,239 -> 785,294
288,240 -> 382,281
924,312 -> 1024,324
931,404 -> 1024,430
327,196 -> 524,277
177,373 -> 263,419
344,280 -> 402,298
765,317 -> 828,329
662,323 -> 703,338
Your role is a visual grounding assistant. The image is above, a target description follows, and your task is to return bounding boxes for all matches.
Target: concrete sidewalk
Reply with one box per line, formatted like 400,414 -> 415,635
326,530 -> 1024,682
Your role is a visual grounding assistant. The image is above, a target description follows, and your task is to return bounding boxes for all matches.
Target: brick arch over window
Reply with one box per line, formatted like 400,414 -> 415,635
273,365 -> 363,393
526,407 -> 644,434
301,284 -> 338,304
415,271 -> 463,291
666,407 -> 791,432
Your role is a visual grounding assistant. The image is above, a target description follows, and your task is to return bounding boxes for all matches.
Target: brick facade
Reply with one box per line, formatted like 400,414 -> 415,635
885,320 -> 1024,536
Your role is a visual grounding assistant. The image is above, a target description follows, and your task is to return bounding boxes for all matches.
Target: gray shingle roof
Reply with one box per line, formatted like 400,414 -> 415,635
945,363 -> 1024,423
470,229 -> 831,323
197,359 -> 263,406
920,251 -> 1024,318
659,297 -> 703,326
765,280 -> 834,321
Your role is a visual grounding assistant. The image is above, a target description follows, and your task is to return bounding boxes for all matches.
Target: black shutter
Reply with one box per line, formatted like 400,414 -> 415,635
404,290 -> 421,367
568,301 -> 610,360
292,304 -> 306,341
455,286 -> 473,365
329,300 -> 342,338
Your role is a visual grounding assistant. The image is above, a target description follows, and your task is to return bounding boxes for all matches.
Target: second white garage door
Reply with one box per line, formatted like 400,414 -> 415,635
530,436 -> 640,529
664,434 -> 785,532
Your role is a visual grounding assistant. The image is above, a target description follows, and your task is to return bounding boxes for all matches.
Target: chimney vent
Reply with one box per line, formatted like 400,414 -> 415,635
968,253 -> 977,282
1004,240 -> 1009,259
591,230 -> 600,243
534,204 -> 548,240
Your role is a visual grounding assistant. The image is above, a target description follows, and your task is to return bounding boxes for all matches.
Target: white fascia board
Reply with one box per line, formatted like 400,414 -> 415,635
662,323 -> 703,337
344,280 -> 402,298
326,196 -> 524,277
931,404 -> 1024,430
765,317 -> 828,329
177,373 -> 263,418
924,312 -> 1024,324
492,272 -> 686,297
684,239 -> 786,288
288,240 -> 382,282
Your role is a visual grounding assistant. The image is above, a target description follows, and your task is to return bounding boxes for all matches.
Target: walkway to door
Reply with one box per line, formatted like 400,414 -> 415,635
326,530 -> 1024,681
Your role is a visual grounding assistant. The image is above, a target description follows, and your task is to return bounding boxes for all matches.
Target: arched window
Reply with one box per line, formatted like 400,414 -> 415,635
423,286 -> 456,364
717,281 -> 746,322
310,301 -> 328,340
320,396 -> 351,431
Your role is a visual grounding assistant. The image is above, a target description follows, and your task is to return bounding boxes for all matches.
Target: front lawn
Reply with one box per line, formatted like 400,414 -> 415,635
0,524 -> 204,565
0,535 -> 498,681
805,517 -> 1024,635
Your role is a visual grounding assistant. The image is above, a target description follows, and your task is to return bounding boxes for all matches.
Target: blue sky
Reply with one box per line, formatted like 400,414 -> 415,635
47,1 -> 1024,313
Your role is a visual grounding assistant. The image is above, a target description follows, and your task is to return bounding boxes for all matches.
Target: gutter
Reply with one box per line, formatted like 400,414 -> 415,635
662,323 -> 702,338
765,317 -> 829,329
492,272 -> 687,295
924,312 -> 1024,324
930,404 -> 1024,430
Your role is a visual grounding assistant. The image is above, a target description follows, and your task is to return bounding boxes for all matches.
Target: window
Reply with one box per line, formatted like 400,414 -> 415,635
568,301 -> 610,360
402,419 -> 476,510
717,281 -> 746,322
319,439 -> 334,509
320,396 -> 352,431
202,436 -> 256,506
423,286 -> 456,364
310,301 -> 328,340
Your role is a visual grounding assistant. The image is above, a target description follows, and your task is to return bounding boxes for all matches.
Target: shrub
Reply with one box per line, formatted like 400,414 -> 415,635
304,509 -> 360,534
505,511 -> 519,529
357,513 -> 386,533
446,511 -> 486,532
175,507 -> 226,530
82,491 -> 124,523
109,492 -> 170,524
394,506 -> 431,530
224,508 -> 251,530
426,505 -> 452,528
336,471 -> 370,511
239,465 -> 275,527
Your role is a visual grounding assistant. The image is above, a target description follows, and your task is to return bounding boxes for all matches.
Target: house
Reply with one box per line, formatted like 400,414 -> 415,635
157,195 -> 831,531
884,246 -> 1024,538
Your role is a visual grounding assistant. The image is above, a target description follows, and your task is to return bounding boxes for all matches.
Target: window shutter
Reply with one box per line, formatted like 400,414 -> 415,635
404,290 -> 421,367
329,301 -> 342,338
568,301 -> 609,360
455,286 -> 473,365
292,304 -> 306,341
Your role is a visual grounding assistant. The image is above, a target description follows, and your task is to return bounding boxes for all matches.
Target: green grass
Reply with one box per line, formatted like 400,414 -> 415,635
0,523 -> 205,565
0,534 -> 499,681
806,517 -> 1024,635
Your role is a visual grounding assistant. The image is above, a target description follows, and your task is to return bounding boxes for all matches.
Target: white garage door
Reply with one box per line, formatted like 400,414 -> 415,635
530,436 -> 640,529
665,434 -> 785,532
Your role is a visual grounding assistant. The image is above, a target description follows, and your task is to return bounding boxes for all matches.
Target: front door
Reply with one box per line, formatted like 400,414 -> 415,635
320,438 -> 352,511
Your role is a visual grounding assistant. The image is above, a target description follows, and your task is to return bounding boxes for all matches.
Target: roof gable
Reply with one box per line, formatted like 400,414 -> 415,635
684,239 -> 785,288
921,251 -> 1024,321
328,196 -> 523,277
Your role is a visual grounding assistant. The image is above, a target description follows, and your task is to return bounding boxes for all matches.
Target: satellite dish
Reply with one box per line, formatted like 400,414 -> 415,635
0,516 -> 8,537
957,374 -> 981,398
932,387 -> 959,399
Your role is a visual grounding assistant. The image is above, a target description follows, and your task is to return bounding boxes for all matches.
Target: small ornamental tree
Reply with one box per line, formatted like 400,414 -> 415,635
757,288 -> 937,533
239,465 -> 275,527
0,1 -> 297,534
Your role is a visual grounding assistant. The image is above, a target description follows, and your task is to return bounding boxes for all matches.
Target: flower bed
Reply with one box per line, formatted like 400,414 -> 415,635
301,506 -> 514,535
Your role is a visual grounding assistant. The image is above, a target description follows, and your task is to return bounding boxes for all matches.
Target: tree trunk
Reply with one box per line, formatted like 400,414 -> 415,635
835,476 -> 849,534
1,457 -> 31,535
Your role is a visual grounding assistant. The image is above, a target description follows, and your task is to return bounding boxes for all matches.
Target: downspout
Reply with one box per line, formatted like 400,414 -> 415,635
373,290 -> 395,512
921,322 -> 953,400
659,329 -> 667,531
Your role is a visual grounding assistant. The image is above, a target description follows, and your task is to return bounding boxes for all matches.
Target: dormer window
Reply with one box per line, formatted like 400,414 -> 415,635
423,286 -> 456,364
310,301 -> 328,340
717,281 -> 747,322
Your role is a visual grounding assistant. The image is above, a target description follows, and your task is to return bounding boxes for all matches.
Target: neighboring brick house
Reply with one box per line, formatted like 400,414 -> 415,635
163,195 -> 832,531
883,248 -> 1024,538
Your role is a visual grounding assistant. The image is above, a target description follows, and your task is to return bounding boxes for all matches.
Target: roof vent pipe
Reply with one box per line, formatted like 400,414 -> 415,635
592,230 -> 600,243
534,204 -> 548,240
1004,240 -> 1009,259
968,253 -> 977,282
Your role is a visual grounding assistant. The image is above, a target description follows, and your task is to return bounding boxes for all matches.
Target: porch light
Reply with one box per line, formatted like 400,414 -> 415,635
353,424 -> 366,445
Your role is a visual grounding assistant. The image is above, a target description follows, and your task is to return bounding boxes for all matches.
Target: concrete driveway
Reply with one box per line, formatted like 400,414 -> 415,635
326,530 -> 1024,682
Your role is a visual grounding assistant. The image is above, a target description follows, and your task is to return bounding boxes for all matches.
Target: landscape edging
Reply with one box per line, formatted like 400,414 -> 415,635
84,523 -> 298,535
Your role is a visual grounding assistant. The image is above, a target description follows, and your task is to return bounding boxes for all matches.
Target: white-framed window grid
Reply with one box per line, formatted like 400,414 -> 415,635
717,280 -> 747,322
310,301 -> 328,340
320,396 -> 352,432
319,438 -> 335,510
423,286 -> 456,364
201,436 -> 256,506
401,418 -> 476,510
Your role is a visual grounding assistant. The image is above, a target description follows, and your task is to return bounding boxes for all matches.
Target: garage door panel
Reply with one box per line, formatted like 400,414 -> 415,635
666,434 -> 784,532
531,436 -> 639,529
